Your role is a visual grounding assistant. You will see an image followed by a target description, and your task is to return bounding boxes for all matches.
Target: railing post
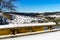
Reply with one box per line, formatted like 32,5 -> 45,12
28,27 -> 32,32
48,26 -> 53,30
16,28 -> 20,34
10,28 -> 16,35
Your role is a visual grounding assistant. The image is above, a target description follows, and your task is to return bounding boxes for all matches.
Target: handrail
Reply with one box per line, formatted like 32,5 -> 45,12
0,22 -> 56,29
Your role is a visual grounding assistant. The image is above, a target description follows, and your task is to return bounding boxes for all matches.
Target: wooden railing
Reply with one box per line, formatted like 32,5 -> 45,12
0,26 -> 53,36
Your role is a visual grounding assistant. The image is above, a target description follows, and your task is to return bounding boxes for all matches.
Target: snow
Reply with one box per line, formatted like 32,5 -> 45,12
2,31 -> 60,40
0,22 -> 56,29
10,14 -> 41,24
49,15 -> 60,17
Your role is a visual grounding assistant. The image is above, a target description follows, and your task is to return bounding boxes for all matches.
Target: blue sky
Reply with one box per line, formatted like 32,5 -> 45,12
16,0 -> 60,12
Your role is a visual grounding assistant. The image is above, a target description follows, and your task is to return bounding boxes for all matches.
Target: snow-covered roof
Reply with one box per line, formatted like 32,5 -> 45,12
0,22 -> 56,29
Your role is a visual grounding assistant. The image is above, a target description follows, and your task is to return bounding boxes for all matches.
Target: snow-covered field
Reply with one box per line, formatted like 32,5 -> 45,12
2,31 -> 60,40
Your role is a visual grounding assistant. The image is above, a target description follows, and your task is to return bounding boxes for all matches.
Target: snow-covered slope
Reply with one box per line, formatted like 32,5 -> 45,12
10,14 -> 47,24
3,31 -> 60,40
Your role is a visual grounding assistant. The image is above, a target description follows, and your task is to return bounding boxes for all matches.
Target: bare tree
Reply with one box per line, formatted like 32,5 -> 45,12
0,0 -> 16,12
0,0 -> 17,24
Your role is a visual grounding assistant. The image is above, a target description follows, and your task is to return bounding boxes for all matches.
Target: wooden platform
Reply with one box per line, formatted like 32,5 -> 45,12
0,26 -> 44,36
0,22 -> 56,38
0,26 -> 54,36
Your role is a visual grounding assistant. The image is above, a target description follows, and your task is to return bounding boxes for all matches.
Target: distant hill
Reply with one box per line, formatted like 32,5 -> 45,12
4,12 -> 40,17
2,11 -> 60,16
40,12 -> 60,15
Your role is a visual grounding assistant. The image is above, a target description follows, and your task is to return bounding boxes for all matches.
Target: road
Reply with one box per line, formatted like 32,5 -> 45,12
2,31 -> 60,40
